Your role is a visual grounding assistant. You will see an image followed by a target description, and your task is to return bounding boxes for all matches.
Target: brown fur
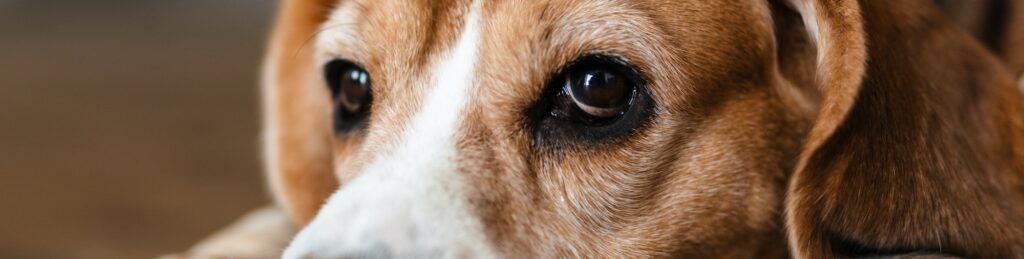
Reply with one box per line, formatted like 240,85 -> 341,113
786,0 -> 1024,258
262,0 -> 340,225
254,0 -> 1024,257
938,0 -> 1024,76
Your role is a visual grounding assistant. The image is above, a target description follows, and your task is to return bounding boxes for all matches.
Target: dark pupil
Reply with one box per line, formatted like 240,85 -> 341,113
570,69 -> 629,109
339,68 -> 370,112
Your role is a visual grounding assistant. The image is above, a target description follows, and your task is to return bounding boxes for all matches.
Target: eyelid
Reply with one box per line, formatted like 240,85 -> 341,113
561,54 -> 647,89
313,2 -> 365,63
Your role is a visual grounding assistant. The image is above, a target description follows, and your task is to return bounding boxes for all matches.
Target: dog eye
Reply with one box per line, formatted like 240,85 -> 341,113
324,59 -> 372,133
529,55 -> 653,146
563,68 -> 631,118
548,56 -> 640,126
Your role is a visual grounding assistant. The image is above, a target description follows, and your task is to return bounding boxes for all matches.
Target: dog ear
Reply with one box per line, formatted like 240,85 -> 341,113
779,0 -> 1024,258
263,0 -> 340,226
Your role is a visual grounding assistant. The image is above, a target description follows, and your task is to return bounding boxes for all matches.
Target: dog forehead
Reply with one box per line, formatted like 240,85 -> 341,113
314,0 -> 775,137
317,0 -> 473,63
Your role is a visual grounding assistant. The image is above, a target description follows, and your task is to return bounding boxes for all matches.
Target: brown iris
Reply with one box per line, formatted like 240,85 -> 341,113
324,59 -> 372,133
530,55 -> 650,146
564,68 -> 632,118
548,59 -> 637,126
337,68 -> 370,113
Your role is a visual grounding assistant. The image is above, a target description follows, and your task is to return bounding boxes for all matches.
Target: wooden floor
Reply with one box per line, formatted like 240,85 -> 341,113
0,1 -> 275,258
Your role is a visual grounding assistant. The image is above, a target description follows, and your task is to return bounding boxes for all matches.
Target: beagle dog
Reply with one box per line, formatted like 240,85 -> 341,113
170,0 -> 1024,258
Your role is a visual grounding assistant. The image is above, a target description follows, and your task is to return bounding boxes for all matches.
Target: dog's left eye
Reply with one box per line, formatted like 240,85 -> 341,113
530,55 -> 653,146
560,66 -> 633,119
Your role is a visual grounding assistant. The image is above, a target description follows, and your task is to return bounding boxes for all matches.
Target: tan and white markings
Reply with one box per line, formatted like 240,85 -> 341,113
282,1 -> 496,258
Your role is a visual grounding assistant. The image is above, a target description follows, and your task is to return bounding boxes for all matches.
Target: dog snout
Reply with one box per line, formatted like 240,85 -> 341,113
281,191 -> 429,259
282,164 -> 496,259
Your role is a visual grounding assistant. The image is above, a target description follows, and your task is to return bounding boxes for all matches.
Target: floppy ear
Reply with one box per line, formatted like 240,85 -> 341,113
262,0 -> 340,226
780,0 -> 1024,258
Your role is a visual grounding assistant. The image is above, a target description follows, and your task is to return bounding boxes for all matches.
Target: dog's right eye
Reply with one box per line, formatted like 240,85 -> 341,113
324,59 -> 372,133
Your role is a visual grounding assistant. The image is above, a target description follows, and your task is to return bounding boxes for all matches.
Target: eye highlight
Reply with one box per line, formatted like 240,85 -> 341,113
559,63 -> 634,121
324,59 -> 372,133
530,55 -> 654,146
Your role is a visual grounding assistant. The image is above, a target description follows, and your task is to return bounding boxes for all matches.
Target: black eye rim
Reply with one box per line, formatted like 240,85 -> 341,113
527,54 -> 656,148
323,59 -> 373,134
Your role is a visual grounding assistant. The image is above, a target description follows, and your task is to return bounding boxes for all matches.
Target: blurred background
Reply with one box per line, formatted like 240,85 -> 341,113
0,1 -> 276,258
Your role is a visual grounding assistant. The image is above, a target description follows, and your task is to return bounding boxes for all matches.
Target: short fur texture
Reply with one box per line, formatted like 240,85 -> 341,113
176,0 -> 1024,258
784,0 -> 1024,258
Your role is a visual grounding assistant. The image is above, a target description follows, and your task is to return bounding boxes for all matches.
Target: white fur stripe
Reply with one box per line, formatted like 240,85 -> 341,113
283,1 -> 492,258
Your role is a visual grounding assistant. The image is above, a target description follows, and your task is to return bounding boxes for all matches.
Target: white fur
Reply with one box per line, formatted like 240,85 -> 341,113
283,1 -> 494,258
787,0 -> 824,60
315,2 -> 364,66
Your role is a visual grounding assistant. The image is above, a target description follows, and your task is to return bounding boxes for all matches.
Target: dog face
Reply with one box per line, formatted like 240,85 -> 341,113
264,0 -> 1024,258
276,0 -> 803,257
